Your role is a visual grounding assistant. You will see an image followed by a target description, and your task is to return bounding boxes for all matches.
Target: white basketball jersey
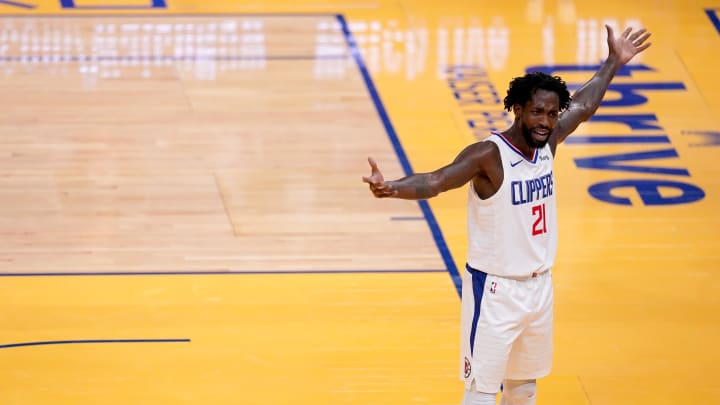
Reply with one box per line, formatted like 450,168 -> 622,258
466,132 -> 557,278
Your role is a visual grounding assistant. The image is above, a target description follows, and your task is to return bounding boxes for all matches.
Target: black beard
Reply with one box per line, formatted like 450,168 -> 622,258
521,123 -> 549,148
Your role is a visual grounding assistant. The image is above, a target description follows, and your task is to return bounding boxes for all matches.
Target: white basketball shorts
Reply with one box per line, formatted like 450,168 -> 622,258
460,264 -> 554,393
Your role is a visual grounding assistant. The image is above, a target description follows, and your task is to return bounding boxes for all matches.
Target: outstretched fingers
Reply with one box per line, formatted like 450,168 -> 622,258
367,156 -> 379,172
363,157 -> 396,197
363,156 -> 380,184
628,28 -> 647,41
607,25 -> 653,58
633,32 -> 652,51
605,24 -> 616,40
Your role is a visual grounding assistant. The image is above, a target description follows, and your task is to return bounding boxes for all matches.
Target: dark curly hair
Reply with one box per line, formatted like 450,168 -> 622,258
503,71 -> 571,112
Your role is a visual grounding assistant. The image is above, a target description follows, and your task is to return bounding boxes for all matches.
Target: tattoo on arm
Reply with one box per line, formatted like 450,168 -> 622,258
385,143 -> 491,200
387,173 -> 437,199
414,183 -> 433,199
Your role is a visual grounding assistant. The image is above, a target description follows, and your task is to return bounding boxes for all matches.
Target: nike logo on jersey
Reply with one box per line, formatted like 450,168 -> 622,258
510,160 -> 523,167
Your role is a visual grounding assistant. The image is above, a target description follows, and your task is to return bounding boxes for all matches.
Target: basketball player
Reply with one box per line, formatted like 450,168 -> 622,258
362,25 -> 651,405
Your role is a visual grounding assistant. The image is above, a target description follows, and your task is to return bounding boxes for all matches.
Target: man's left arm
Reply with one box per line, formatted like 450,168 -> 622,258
551,25 -> 652,150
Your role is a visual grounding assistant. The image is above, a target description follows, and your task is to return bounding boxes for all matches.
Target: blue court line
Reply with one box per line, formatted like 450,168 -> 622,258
59,0 -> 165,9
0,12 -> 338,17
0,12 -> 463,297
0,269 -> 446,277
0,0 -> 35,9
0,55 -> 347,63
0,338 -> 190,350
336,14 -> 461,296
706,9 -> 720,36
57,5 -> 161,10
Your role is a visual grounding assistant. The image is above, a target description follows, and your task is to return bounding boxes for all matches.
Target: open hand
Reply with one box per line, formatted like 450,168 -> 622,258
606,25 -> 652,65
362,157 -> 397,198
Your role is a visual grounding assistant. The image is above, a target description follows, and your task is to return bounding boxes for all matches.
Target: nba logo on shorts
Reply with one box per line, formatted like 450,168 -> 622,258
464,357 -> 472,378
490,281 -> 497,294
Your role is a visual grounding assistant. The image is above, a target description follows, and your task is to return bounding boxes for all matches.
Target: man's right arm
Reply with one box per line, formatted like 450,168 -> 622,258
363,142 -> 498,200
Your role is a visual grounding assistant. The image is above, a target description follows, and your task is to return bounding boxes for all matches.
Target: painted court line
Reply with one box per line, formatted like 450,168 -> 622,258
0,269 -> 447,277
0,339 -> 190,350
0,55 -> 348,62
0,13 -> 462,296
336,14 -> 461,295
0,0 -> 34,9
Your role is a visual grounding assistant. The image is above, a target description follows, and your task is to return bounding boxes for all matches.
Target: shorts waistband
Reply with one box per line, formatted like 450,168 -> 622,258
465,263 -> 550,281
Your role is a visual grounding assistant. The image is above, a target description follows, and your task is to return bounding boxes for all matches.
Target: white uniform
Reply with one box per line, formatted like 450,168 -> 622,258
460,132 -> 556,393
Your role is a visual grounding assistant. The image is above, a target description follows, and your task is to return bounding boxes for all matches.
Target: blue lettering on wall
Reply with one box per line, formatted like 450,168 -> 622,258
525,63 -> 705,206
446,65 -> 512,135
574,149 -> 690,176
682,130 -> 720,147
600,82 -> 686,107
589,114 -> 663,130
588,179 -> 705,206
705,8 -> 720,36
525,63 -> 655,77
60,0 -> 166,8
565,135 -> 670,144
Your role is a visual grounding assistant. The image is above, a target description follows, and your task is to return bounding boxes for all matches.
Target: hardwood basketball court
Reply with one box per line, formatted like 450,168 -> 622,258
0,1 -> 718,404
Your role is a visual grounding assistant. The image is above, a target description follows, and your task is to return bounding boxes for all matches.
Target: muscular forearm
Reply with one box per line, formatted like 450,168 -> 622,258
386,173 -> 441,200
570,55 -> 621,118
366,145 -> 487,199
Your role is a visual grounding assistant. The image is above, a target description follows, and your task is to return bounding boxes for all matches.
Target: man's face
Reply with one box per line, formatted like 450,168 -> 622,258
515,89 -> 560,149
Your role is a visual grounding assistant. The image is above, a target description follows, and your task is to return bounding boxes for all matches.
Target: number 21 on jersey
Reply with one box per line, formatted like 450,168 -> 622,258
532,203 -> 547,235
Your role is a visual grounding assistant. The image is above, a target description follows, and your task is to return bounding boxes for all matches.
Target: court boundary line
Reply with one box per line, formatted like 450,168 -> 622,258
0,0 -> 34,10
336,14 -> 461,295
0,338 -> 191,350
0,12 -> 339,17
0,12 -> 463,297
0,55 -> 348,62
0,269 -> 446,277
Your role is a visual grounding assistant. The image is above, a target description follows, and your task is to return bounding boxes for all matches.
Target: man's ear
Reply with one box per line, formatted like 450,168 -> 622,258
512,103 -> 521,118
